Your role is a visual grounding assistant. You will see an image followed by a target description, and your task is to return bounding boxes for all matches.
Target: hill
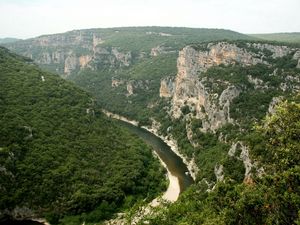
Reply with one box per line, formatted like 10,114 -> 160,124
2,27 -> 254,123
0,38 -> 21,44
3,27 -> 300,224
136,40 -> 300,224
0,47 -> 166,225
250,32 -> 300,43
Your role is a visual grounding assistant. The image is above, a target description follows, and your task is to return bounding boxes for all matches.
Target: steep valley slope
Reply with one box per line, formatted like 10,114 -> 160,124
0,47 -> 166,225
2,27 -> 300,224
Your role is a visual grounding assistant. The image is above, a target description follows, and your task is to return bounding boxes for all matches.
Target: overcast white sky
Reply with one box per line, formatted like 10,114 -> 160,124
0,0 -> 299,39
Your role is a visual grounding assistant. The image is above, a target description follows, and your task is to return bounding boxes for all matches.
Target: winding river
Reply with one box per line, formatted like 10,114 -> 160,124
3,115 -> 194,225
117,120 -> 194,194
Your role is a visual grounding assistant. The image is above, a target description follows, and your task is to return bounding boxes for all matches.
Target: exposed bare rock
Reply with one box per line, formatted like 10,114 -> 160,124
112,47 -> 131,66
150,45 -> 174,56
151,46 -> 165,56
92,33 -> 104,50
93,47 -> 132,68
111,78 -> 150,96
228,142 -> 253,181
37,52 -> 52,64
170,42 -> 259,130
214,164 -> 224,182
186,122 -> 198,147
280,75 -> 300,92
11,207 -> 35,220
268,96 -> 283,115
111,78 -> 125,87
175,43 -> 263,76
247,75 -> 268,89
126,82 -> 134,96
293,50 -> 300,68
64,54 -> 78,75
146,31 -> 172,36
159,77 -> 175,98
79,55 -> 92,69
251,43 -> 292,58
51,51 -> 65,64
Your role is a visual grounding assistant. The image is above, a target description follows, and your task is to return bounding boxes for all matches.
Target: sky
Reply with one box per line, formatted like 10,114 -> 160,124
0,0 -> 299,39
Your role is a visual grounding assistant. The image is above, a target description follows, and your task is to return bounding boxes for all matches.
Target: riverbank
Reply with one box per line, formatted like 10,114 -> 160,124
102,109 -> 181,202
102,110 -> 197,199
141,121 -> 198,180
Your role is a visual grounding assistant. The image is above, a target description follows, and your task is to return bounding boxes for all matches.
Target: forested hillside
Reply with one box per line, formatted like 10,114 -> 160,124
0,38 -> 20,44
142,97 -> 300,224
2,27 -> 300,224
250,32 -> 300,43
2,27 -> 253,122
0,47 -> 166,225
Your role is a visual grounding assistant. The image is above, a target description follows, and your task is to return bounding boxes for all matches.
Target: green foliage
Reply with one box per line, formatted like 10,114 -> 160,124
0,47 -> 165,223
230,89 -> 280,123
0,38 -> 21,44
249,32 -> 300,44
147,99 -> 300,224
96,27 -> 252,52
253,99 -> 300,172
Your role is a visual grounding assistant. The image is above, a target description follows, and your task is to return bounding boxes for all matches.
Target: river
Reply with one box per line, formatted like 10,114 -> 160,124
2,116 -> 194,225
117,120 -> 194,193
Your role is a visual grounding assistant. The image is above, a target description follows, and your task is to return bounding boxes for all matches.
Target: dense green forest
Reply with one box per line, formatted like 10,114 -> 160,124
0,47 -> 166,224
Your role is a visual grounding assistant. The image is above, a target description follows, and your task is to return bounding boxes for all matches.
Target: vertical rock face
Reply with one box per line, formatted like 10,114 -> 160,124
93,34 -> 104,50
167,43 -> 256,131
175,43 -> 263,75
293,50 -> 300,69
159,77 -> 175,98
79,55 -> 92,69
214,164 -> 224,182
111,47 -> 132,66
111,78 -> 150,97
251,43 -> 292,58
64,54 -> 78,75
5,31 -> 133,76
161,41 -> 299,132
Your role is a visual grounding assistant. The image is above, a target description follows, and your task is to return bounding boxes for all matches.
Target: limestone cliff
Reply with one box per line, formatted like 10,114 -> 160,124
111,78 -> 150,97
4,30 -> 133,77
150,45 -> 175,57
293,50 -> 300,68
159,77 -> 175,98
158,41 -> 299,184
161,42 -> 299,132
168,43 -> 251,131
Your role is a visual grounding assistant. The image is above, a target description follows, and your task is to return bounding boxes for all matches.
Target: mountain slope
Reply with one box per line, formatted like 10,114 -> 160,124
250,32 -> 300,43
134,40 -> 300,224
143,97 -> 300,225
3,27 -> 300,224
2,27 -> 254,124
0,38 -> 20,44
0,47 -> 166,224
